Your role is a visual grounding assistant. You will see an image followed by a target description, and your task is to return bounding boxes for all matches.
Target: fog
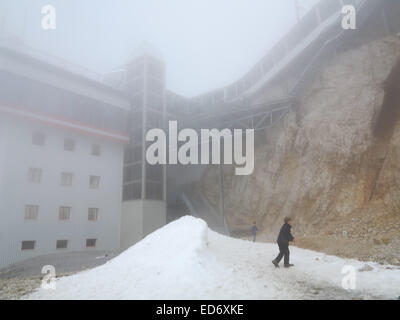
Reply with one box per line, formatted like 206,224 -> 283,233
0,0 -> 318,96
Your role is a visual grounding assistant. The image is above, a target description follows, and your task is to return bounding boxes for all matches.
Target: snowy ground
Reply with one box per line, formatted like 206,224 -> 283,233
24,216 -> 400,300
0,251 -> 118,300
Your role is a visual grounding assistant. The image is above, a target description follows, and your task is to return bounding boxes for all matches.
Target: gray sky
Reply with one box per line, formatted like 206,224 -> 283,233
0,0 -> 318,97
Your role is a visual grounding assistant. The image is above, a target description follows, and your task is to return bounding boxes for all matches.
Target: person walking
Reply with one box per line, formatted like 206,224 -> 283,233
251,221 -> 258,242
272,216 -> 295,268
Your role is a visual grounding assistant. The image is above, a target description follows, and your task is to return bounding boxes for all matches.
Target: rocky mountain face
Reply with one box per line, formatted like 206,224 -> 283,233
199,36 -> 400,265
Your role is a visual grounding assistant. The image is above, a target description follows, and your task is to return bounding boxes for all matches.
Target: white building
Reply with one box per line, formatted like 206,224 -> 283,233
0,42 -> 130,268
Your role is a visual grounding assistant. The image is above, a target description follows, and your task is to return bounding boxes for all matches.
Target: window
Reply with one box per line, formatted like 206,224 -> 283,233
64,138 -> 75,151
61,172 -> 73,187
32,132 -> 45,146
124,145 -> 143,164
123,182 -> 142,201
25,205 -> 39,220
56,240 -> 68,249
89,176 -> 100,189
146,164 -> 163,182
88,208 -> 99,221
123,163 -> 142,182
59,206 -> 71,221
91,144 -> 101,156
86,238 -> 97,248
21,241 -> 35,250
28,168 -> 42,183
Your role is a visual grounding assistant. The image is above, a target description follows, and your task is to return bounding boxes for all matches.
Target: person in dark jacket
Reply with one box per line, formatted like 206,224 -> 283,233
251,222 -> 258,242
272,216 -> 295,268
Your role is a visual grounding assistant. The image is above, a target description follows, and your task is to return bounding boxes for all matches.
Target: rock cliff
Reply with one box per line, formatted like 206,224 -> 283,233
200,36 -> 400,265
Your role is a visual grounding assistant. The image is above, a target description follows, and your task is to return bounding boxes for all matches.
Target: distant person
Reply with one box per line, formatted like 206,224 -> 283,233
251,221 -> 258,242
272,216 -> 295,268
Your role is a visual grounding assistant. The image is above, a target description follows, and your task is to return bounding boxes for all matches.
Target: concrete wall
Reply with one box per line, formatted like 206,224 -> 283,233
0,115 -> 124,268
120,199 -> 166,250
120,200 -> 144,249
142,200 -> 166,237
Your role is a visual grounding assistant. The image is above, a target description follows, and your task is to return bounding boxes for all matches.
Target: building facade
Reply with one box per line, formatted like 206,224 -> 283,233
0,43 -> 130,268
120,54 -> 167,249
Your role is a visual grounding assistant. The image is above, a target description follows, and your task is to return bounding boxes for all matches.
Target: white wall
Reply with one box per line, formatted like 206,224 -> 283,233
0,115 -> 124,268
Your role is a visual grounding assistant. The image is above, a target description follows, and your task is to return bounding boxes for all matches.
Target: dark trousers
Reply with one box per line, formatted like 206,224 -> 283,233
274,243 -> 290,265
252,234 -> 256,242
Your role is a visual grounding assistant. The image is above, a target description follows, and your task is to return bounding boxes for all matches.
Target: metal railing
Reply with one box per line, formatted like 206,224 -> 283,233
288,0 -> 371,100
183,0 -> 373,131
186,0 -> 371,114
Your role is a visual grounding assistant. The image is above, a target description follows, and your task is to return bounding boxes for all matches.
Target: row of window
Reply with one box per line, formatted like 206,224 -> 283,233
28,168 -> 101,189
32,131 -> 102,156
25,205 -> 99,221
21,239 -> 97,251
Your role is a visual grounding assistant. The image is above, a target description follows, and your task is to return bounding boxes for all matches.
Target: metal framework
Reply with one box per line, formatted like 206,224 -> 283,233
177,0 -> 381,233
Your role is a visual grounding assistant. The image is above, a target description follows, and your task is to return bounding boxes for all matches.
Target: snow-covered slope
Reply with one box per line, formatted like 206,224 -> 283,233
25,217 -> 400,300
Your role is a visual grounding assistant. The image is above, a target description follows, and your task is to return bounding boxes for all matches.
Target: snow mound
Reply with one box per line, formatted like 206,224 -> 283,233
25,216 -> 400,300
27,216 -> 216,299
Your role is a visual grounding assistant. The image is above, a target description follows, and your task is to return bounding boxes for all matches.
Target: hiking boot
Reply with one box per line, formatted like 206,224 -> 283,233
284,263 -> 294,268
272,260 -> 279,268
